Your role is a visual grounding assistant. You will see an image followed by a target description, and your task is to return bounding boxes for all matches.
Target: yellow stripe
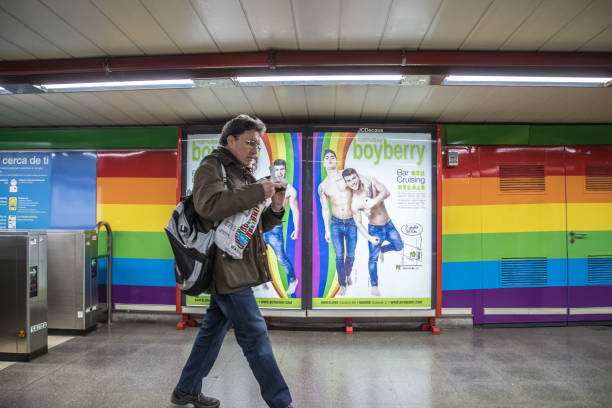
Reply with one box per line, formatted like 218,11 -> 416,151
96,203 -> 175,232
443,203 -> 566,234
567,203 -> 612,231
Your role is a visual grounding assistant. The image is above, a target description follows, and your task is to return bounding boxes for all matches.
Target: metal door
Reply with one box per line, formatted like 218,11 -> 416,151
479,146 -> 568,324
566,146 -> 612,321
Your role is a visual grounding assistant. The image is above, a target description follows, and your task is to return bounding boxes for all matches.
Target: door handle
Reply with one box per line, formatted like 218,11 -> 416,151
569,231 -> 587,244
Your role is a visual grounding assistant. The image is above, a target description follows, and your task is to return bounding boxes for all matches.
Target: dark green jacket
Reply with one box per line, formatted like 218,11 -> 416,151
193,147 -> 284,294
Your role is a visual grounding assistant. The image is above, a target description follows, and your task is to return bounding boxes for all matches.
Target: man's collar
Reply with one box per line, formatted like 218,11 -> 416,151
214,146 -> 243,168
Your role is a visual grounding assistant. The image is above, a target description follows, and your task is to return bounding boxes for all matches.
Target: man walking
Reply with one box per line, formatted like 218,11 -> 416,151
171,114 -> 294,408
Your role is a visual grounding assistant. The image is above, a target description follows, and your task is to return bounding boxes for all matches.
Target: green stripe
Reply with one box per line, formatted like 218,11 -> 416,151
444,125 -> 529,145
98,231 -> 173,260
567,231 -> 612,258
443,124 -> 612,146
443,231 -> 567,262
530,125 -> 612,146
444,230 -> 612,262
0,127 -> 177,149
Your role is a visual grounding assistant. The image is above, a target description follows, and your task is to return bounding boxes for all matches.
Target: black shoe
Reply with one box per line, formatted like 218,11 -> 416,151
171,388 -> 220,408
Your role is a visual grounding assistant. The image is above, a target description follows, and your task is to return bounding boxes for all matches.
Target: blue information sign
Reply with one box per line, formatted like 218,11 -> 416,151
0,153 -> 52,230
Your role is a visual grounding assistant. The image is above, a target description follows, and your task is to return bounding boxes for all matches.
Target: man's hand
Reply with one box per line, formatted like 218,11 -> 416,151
290,229 -> 299,240
270,185 -> 286,211
262,181 -> 283,199
324,231 -> 331,243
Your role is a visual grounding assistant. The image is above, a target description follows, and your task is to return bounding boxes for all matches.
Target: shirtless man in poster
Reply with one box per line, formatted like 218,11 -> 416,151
342,168 -> 403,296
318,149 -> 356,296
264,159 -> 299,295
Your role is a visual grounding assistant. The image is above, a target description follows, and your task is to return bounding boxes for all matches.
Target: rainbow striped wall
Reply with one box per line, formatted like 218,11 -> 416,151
97,151 -> 177,306
442,145 -> 612,324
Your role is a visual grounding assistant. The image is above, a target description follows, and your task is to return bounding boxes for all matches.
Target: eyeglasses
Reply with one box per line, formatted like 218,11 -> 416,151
244,139 -> 261,151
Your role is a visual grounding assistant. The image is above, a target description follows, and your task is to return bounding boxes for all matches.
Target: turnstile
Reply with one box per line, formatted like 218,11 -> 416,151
0,231 -> 48,361
47,230 -> 98,332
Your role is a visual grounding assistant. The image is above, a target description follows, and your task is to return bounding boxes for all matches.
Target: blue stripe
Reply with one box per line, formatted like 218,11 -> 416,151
443,259 -> 568,290
568,258 -> 612,286
98,257 -> 174,287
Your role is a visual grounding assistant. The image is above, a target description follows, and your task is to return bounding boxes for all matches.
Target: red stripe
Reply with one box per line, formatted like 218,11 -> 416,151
97,151 -> 177,178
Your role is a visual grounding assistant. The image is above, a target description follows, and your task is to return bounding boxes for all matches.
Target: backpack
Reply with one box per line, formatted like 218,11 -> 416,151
165,160 -> 227,296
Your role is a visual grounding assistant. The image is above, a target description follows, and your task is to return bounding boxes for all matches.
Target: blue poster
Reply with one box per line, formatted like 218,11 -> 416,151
0,151 -> 97,231
0,153 -> 52,230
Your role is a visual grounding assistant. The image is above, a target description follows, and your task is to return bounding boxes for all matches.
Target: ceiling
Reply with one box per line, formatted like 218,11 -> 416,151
0,0 -> 611,128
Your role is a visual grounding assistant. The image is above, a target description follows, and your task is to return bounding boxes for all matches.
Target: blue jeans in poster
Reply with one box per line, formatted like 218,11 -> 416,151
368,220 -> 403,287
176,289 -> 292,408
330,216 -> 357,287
264,223 -> 296,284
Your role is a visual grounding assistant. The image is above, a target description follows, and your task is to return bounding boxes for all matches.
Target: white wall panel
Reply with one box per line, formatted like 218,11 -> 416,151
304,86 -> 335,120
240,0 -> 298,50
420,0 -> 492,50
155,89 -> 208,122
412,86 -> 461,121
501,0 -> 590,51
436,86 -> 495,122
61,93 -> 140,125
0,7 -> 69,58
386,86 -> 431,121
379,0 -> 442,50
334,85 -> 368,120
91,0 -> 180,54
38,93 -> 116,125
339,0 -> 392,49
211,88 -> 255,117
185,88 -> 230,121
0,36 -> 35,60
460,0 -> 540,50
141,0 -> 219,53
190,0 -> 257,52
360,85 -> 398,120
0,0 -> 103,57
42,0 -> 142,55
579,24 -> 612,51
92,91 -> 164,125
271,86 -> 308,120
540,0 -> 612,51
292,0 -> 340,50
242,87 -> 282,119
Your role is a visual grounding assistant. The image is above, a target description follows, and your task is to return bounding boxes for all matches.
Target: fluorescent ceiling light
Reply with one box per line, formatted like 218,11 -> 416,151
443,75 -> 612,87
39,79 -> 195,92
235,74 -> 404,86
0,86 -> 11,95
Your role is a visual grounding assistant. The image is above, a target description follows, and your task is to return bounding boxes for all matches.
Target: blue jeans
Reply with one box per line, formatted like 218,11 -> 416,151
330,216 -> 357,287
176,289 -> 292,408
368,220 -> 403,287
264,223 -> 296,284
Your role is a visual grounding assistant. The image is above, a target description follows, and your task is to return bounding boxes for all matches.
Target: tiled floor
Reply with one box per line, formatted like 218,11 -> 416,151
0,320 -> 611,408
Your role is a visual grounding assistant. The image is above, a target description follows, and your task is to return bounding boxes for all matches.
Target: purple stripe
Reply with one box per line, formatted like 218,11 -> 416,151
568,286 -> 612,308
568,314 -> 612,322
482,315 -> 567,324
482,286 -> 567,308
99,284 -> 175,305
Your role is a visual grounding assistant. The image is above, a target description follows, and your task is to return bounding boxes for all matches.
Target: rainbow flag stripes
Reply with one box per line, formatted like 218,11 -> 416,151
96,151 -> 177,306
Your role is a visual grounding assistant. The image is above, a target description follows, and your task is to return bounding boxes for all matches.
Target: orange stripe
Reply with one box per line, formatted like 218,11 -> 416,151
97,177 -> 176,205
443,176 -> 565,206
566,175 -> 612,203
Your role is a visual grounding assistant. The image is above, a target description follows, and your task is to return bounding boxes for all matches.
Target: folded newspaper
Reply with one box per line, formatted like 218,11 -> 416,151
214,201 -> 267,259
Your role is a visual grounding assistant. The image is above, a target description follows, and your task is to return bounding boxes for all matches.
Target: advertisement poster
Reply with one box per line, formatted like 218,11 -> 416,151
0,151 -> 97,231
312,130 -> 434,309
184,133 -> 302,309
0,152 -> 52,230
